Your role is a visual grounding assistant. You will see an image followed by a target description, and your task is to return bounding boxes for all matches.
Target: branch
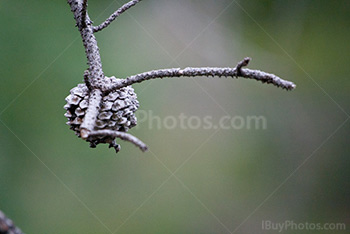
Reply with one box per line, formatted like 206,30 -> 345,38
105,58 -> 296,92
89,130 -> 148,152
0,210 -> 24,234
93,0 -> 142,33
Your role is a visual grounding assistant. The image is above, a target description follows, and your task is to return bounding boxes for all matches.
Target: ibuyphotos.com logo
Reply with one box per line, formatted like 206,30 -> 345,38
262,220 -> 346,232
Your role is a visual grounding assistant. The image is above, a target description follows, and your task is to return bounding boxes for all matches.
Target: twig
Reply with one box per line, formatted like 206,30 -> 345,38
93,0 -> 143,33
236,57 -> 251,76
89,130 -> 148,152
104,58 -> 296,92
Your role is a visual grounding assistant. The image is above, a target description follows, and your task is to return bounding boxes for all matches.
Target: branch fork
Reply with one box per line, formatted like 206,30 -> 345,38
67,0 -> 296,153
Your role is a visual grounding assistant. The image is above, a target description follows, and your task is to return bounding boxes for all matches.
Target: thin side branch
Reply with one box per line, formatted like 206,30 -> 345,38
93,0 -> 142,33
89,130 -> 148,152
236,57 -> 251,76
105,58 -> 296,92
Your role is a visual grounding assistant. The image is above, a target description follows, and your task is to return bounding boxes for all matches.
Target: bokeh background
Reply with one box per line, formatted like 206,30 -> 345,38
1,0 -> 349,233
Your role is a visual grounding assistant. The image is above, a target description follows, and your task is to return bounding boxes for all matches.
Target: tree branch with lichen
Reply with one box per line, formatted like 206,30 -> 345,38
65,0 -> 296,153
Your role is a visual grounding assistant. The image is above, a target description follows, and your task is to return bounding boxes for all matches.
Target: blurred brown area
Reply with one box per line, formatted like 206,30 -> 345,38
0,0 -> 349,233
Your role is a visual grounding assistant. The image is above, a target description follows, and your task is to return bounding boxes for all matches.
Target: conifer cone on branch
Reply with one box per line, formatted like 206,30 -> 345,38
65,0 -> 296,153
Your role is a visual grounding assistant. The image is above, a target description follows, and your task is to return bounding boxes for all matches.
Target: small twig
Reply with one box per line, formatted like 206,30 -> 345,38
236,57 -> 251,76
93,0 -> 143,33
89,130 -> 148,152
81,0 -> 88,28
104,58 -> 296,92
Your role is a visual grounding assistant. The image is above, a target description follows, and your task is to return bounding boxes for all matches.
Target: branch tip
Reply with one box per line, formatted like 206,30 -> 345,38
236,57 -> 251,76
93,0 -> 143,33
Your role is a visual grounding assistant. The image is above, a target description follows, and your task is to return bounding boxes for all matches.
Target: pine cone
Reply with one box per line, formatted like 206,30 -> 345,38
0,211 -> 24,234
64,77 -> 139,150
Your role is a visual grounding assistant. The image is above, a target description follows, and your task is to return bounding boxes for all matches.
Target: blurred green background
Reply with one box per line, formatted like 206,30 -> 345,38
1,0 -> 349,233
